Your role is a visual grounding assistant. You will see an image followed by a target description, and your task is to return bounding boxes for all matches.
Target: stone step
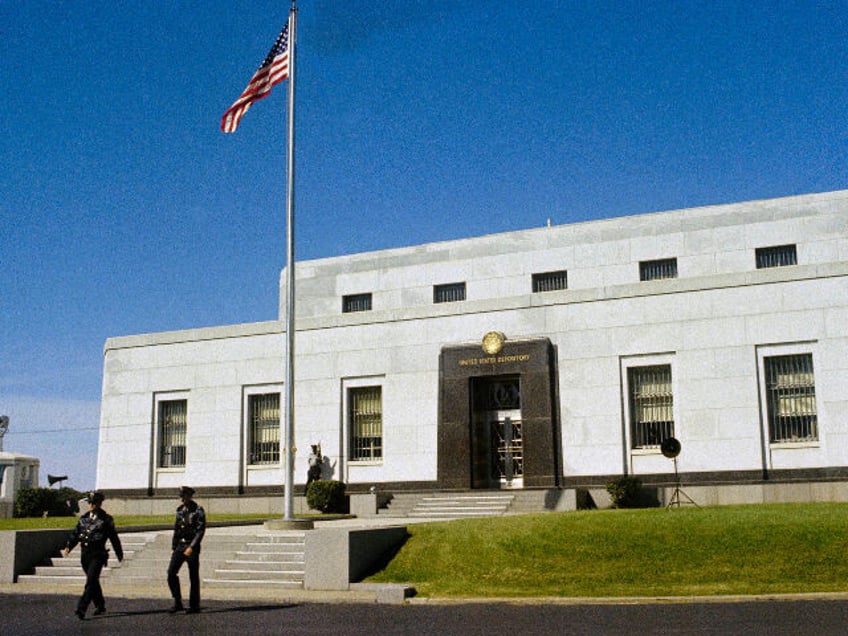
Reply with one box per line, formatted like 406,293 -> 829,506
212,568 -> 304,581
203,578 -> 303,589
16,574 -> 84,585
408,510 -> 505,517
222,559 -> 303,570
233,552 -> 304,562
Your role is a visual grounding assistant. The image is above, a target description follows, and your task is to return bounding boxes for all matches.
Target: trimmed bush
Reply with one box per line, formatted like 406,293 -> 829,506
306,480 -> 347,513
605,476 -> 643,509
14,487 -> 84,518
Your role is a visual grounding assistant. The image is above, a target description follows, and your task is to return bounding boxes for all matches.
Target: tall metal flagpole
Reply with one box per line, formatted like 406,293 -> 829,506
283,2 -> 298,521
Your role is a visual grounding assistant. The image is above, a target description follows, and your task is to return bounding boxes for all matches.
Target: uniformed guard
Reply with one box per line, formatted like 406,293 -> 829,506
62,490 -> 124,620
167,485 -> 206,614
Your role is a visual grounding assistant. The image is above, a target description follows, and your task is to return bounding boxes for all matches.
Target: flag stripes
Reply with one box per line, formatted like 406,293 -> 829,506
221,23 -> 290,133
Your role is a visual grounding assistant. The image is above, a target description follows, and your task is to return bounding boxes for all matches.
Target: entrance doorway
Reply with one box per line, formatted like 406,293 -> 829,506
471,376 -> 523,489
438,337 -> 560,490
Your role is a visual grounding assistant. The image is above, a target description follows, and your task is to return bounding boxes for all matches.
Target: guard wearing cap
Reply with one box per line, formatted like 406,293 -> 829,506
62,491 -> 123,620
167,485 -> 206,614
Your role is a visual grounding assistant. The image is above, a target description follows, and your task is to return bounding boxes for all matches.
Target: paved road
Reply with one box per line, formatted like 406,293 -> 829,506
3,593 -> 848,635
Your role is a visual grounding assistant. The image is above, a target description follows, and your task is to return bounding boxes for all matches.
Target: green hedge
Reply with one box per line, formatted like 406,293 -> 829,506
605,476 -> 643,508
14,487 -> 84,518
305,480 -> 347,513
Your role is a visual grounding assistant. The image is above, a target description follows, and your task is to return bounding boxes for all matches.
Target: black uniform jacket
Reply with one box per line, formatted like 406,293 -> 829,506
65,509 -> 124,559
172,500 -> 206,551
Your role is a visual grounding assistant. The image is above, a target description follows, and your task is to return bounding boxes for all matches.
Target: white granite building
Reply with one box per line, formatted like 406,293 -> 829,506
96,190 -> 848,505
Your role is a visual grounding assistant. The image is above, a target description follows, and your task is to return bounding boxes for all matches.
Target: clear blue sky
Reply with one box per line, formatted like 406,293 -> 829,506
1,1 -> 846,490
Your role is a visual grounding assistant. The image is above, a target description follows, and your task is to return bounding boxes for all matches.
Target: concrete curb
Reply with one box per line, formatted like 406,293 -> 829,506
4,581 -> 848,607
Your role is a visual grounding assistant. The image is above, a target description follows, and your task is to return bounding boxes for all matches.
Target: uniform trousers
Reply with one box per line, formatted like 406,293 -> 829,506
167,547 -> 201,609
77,549 -> 108,612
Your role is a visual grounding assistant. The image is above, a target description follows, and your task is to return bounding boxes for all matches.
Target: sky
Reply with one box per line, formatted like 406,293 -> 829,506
1,1 -> 846,491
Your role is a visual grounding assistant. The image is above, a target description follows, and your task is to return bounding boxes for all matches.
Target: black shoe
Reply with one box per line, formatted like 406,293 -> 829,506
168,604 -> 184,614
74,610 -> 85,620
93,607 -> 106,616
185,607 -> 200,614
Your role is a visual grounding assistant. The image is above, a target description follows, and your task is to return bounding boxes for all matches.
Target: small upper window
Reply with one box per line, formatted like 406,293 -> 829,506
756,245 -> 797,269
434,282 -> 466,304
532,270 -> 568,293
640,258 -> 678,281
342,293 -> 372,313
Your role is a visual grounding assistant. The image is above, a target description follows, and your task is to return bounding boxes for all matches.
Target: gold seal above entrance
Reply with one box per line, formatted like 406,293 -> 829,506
481,331 -> 506,355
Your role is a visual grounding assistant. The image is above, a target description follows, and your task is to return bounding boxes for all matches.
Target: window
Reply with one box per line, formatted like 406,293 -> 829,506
764,354 -> 817,443
532,270 -> 568,292
158,399 -> 187,468
434,282 -> 466,303
756,244 -> 797,269
349,386 -> 382,461
640,258 -> 678,281
342,293 -> 372,313
248,393 -> 280,465
628,365 -> 674,449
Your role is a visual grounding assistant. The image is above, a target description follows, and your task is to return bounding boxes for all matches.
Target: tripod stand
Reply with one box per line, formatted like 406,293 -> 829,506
667,456 -> 699,509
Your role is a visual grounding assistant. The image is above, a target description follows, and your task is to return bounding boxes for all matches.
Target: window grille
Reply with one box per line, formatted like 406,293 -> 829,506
248,393 -> 280,464
756,244 -> 797,269
158,399 -> 187,468
532,270 -> 568,292
433,282 -> 466,303
350,386 -> 382,461
639,258 -> 678,281
342,293 -> 372,313
628,365 -> 674,449
765,354 -> 817,443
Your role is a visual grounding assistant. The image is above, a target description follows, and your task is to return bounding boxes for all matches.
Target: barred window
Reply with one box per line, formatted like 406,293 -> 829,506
350,386 -> 382,461
158,399 -> 187,468
765,354 -> 817,443
342,293 -> 372,313
756,244 -> 797,269
532,270 -> 568,292
629,365 -> 674,449
640,258 -> 678,281
248,393 -> 280,465
434,282 -> 466,304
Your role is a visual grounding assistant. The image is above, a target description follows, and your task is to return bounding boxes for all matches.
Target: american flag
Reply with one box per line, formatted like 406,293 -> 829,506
221,23 -> 290,133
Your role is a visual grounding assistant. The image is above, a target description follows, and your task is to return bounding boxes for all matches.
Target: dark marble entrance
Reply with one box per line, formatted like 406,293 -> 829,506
438,337 -> 561,489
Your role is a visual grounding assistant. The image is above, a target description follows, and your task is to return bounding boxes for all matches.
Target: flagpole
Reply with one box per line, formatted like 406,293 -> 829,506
283,1 -> 298,521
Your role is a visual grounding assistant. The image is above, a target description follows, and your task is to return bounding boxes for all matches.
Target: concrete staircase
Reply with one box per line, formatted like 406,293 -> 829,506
16,531 -> 160,587
204,531 -> 305,590
379,493 -> 515,518
17,529 -> 307,591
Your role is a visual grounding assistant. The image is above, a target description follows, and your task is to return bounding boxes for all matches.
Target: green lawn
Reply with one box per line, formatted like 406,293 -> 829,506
365,504 -> 848,598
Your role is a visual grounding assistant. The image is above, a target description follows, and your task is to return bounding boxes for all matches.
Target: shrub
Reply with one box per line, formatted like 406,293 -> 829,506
306,480 -> 347,513
14,487 -> 84,518
605,476 -> 643,509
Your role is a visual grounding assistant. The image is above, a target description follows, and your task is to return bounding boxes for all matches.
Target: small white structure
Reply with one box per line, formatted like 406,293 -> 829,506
0,453 -> 40,518
96,190 -> 848,505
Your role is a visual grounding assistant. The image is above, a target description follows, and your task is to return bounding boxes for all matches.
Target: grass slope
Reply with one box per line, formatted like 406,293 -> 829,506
366,504 -> 848,598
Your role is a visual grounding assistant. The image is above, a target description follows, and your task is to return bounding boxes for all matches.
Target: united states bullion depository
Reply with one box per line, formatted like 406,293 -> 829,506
93,190 -> 848,514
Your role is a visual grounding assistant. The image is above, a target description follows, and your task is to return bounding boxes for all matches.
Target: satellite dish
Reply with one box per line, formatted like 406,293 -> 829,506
661,437 -> 681,459
48,474 -> 68,487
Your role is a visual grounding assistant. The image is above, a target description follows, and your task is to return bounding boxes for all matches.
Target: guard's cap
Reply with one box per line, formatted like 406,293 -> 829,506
86,491 -> 105,505
178,485 -> 195,497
